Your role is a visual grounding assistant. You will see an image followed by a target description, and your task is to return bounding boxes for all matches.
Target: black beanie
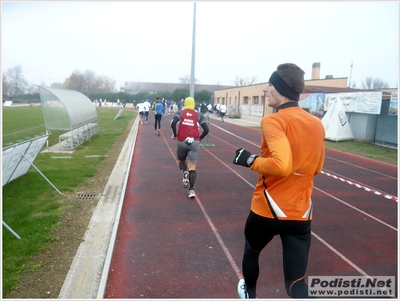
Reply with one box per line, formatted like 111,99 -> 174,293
268,71 -> 300,101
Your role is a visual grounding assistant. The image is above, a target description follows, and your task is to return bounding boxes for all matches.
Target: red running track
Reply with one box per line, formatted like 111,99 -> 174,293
104,113 -> 397,298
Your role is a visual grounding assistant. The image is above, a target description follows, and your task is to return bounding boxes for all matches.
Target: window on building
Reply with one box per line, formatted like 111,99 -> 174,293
244,97 -> 249,104
253,96 -> 259,104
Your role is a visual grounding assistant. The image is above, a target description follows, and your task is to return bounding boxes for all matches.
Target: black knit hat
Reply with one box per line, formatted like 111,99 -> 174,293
268,72 -> 299,101
268,63 -> 305,101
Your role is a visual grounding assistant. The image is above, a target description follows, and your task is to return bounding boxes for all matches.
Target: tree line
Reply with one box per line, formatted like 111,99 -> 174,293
2,65 -> 391,105
3,85 -> 213,107
2,66 -> 213,105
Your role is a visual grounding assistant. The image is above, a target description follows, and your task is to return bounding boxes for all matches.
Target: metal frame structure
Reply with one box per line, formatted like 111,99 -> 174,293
39,86 -> 98,150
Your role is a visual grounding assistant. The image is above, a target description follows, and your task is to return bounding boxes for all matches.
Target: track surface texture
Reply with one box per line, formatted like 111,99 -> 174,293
104,113 -> 397,299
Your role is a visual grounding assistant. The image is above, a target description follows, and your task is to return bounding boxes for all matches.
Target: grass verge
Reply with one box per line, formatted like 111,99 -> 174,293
2,106 -> 136,296
324,140 -> 397,166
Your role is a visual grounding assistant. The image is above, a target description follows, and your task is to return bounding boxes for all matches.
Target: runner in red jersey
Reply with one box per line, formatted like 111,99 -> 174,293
170,97 -> 209,198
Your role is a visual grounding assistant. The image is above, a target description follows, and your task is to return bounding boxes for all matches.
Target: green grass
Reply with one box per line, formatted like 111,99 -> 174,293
2,106 -> 136,296
2,106 -> 47,147
324,140 -> 397,166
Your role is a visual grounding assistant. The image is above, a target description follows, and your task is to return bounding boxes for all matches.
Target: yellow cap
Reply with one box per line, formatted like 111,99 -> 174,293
184,97 -> 195,110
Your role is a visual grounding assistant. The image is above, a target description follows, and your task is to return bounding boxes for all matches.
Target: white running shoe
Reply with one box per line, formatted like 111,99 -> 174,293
182,171 -> 189,188
188,189 -> 195,198
237,279 -> 249,299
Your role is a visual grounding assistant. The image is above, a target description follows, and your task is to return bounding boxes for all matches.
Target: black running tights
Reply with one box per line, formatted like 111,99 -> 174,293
154,114 -> 162,130
242,211 -> 312,298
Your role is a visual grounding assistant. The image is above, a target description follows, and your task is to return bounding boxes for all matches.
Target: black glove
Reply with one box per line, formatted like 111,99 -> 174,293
233,148 -> 258,167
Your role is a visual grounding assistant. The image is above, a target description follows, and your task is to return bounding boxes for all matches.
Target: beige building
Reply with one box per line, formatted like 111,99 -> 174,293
213,62 -> 352,122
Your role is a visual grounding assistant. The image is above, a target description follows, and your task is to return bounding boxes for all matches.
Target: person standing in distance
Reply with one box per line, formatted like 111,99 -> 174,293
170,97 -> 209,198
233,63 -> 325,299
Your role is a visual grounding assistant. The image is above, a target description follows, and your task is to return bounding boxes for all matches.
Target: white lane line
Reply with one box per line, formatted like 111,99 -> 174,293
200,133 -> 395,277
310,231 -> 369,277
211,124 -> 397,202
313,187 -> 397,231
210,123 -> 260,148
325,155 -> 397,180
193,194 -> 243,279
163,133 -> 244,279
201,146 -> 371,278
321,170 -> 398,202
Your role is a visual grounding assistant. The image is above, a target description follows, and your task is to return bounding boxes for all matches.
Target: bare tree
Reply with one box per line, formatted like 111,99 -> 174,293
2,73 -> 10,96
50,82 -> 63,88
6,65 -> 27,95
63,69 -> 116,93
63,70 -> 87,91
362,77 -> 389,89
372,78 -> 389,89
233,75 -> 258,86
84,70 -> 97,93
179,75 -> 199,84
95,75 -> 116,93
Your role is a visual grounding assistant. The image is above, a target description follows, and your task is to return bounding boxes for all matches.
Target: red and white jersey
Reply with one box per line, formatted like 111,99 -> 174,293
177,109 -> 202,141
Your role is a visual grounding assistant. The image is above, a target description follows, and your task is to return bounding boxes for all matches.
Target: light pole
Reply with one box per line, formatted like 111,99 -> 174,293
190,2 -> 196,97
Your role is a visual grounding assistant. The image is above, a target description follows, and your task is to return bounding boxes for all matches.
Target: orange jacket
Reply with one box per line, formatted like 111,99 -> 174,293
250,104 -> 325,221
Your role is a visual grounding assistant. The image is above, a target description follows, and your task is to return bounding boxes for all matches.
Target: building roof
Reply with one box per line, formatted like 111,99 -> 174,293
303,85 -> 361,94
304,85 -> 397,99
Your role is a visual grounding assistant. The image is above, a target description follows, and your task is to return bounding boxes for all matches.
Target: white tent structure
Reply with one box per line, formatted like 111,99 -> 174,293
321,97 -> 354,141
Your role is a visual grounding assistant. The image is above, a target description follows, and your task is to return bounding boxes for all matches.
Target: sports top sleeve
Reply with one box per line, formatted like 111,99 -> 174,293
250,116 -> 292,177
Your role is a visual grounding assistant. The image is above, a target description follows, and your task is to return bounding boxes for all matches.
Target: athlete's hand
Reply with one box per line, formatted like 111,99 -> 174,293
233,148 -> 258,167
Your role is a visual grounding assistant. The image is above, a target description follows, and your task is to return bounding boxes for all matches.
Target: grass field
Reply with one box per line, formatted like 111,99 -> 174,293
1,106 -> 397,296
324,140 -> 397,166
2,106 -> 136,296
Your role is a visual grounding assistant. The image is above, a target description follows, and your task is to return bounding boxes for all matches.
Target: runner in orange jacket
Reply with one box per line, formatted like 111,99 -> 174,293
233,63 -> 325,298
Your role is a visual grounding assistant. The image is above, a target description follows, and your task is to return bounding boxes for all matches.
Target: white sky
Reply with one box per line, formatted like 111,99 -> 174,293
1,1 -> 399,90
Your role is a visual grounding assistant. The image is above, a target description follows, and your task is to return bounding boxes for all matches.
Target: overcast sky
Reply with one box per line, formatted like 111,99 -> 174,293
2,1 -> 399,90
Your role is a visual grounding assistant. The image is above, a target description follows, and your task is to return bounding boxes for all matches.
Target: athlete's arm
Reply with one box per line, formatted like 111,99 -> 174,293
170,115 -> 180,137
199,122 -> 209,140
250,117 -> 292,177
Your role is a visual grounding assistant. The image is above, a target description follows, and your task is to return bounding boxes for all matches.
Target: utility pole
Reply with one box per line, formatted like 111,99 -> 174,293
348,61 -> 353,88
190,2 -> 196,97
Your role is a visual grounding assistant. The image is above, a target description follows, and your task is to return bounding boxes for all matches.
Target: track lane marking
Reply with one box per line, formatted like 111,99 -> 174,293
325,155 -> 397,179
161,118 -> 394,280
320,169 -> 398,202
200,145 -> 372,278
206,131 -> 397,231
210,122 -> 398,202
161,132 -> 244,279
313,187 -> 397,231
